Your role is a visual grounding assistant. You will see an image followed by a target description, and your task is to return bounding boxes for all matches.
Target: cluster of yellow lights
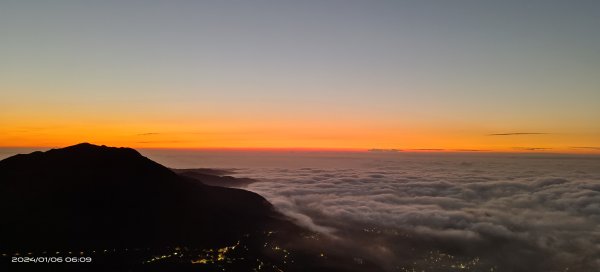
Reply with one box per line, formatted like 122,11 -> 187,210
191,241 -> 239,265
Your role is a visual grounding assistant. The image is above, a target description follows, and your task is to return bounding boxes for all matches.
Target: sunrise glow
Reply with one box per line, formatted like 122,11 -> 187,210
1,1 -> 599,153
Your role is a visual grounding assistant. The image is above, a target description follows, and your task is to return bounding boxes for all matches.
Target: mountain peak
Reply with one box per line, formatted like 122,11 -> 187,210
65,142 -> 105,149
55,142 -> 141,155
0,143 -> 152,177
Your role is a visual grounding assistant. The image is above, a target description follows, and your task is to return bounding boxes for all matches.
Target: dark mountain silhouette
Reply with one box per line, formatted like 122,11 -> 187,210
0,143 -> 385,272
0,143 -> 294,250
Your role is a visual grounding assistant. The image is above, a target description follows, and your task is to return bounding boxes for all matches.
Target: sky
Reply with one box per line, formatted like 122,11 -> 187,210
1,0 -> 599,152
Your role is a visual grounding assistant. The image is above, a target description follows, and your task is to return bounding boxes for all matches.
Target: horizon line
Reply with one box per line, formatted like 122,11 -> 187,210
1,144 -> 600,155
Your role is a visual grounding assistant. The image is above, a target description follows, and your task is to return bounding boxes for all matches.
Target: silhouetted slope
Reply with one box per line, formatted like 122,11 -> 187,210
0,143 -> 291,250
173,168 -> 257,188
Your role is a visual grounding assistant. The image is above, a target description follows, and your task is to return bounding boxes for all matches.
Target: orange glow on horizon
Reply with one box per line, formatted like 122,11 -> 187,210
1,113 -> 599,154
1,130 -> 598,154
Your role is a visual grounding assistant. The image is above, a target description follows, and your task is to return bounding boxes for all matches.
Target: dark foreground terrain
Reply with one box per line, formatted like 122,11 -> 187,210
173,168 -> 257,188
0,143 -> 383,272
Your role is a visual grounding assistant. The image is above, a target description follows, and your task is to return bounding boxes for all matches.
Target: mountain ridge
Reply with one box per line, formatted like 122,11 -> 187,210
0,143 -> 292,250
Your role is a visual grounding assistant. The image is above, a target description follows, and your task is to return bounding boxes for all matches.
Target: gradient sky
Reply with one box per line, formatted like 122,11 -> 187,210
1,0 -> 599,152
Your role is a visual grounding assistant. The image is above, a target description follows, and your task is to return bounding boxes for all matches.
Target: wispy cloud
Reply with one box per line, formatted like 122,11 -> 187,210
512,147 -> 551,151
136,132 -> 161,136
487,132 -> 549,136
136,131 -> 240,136
136,140 -> 185,144
368,149 -> 402,152
570,146 -> 600,150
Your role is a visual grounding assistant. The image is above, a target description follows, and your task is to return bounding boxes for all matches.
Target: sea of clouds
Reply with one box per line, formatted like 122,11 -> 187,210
235,153 -> 600,271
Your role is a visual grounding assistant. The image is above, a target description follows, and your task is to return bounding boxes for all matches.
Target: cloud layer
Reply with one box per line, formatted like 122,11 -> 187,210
241,154 -> 600,271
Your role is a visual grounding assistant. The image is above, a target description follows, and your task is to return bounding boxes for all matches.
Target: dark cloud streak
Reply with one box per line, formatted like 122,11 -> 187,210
487,132 -> 549,136
571,146 -> 600,150
512,147 -> 551,151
